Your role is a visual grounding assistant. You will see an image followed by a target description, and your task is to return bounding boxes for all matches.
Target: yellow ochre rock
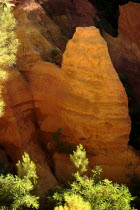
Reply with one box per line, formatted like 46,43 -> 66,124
28,27 -> 140,183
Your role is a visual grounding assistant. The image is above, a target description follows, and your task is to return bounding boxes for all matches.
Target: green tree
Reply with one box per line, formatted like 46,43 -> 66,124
0,153 -> 39,210
0,0 -> 19,117
0,0 -> 19,67
70,144 -> 89,174
16,153 -> 38,189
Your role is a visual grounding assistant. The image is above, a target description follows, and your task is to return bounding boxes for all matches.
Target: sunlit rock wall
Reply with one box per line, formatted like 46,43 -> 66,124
27,27 -> 140,183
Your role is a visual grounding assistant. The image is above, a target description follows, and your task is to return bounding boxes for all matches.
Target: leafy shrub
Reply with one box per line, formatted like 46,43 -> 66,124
51,49 -> 59,57
52,129 -> 74,154
16,153 -> 38,189
0,153 -> 39,210
70,144 -> 88,174
0,0 -> 19,116
0,174 -> 39,210
0,0 -> 19,67
54,194 -> 91,210
60,35 -> 68,42
52,145 -> 136,210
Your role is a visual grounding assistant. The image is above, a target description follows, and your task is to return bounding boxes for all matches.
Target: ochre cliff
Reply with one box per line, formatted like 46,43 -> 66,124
27,27 -> 140,183
104,2 -> 140,106
13,0 -> 96,70
0,0 -> 140,194
14,0 -> 65,69
0,68 -> 57,195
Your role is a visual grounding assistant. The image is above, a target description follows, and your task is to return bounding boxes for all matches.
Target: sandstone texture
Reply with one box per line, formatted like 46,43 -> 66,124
14,0 -> 65,70
0,0 -> 140,193
104,2 -> 140,106
41,0 -> 96,35
14,0 -> 96,70
0,68 -> 57,194
28,27 -> 140,183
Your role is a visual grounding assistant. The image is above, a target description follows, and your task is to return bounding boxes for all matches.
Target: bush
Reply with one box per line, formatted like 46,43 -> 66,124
0,174 -> 39,210
70,144 -> 88,174
52,129 -> 74,154
0,0 -> 19,67
16,153 -> 38,189
54,194 -> 91,210
51,49 -> 59,57
0,0 -> 19,116
52,145 -> 136,210
0,153 -> 39,210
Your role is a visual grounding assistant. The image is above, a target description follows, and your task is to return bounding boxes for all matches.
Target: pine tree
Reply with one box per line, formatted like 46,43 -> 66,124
70,144 -> 89,174
0,0 -> 19,117
16,153 -> 38,191
0,0 -> 19,68
0,153 -> 39,210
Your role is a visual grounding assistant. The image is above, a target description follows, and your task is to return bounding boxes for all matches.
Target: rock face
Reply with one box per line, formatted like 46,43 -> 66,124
0,68 -> 57,195
104,2 -> 140,106
14,0 -> 65,69
14,0 -> 96,70
41,0 -> 96,35
28,27 -> 140,183
0,0 -> 140,194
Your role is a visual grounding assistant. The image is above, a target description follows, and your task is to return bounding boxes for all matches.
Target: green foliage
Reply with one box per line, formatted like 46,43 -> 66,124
51,49 -> 59,57
54,194 -> 91,210
52,129 -> 74,154
16,153 -> 38,197
53,169 -> 136,210
70,144 -> 89,174
0,174 -> 39,210
0,153 -> 39,209
16,153 -> 38,188
52,128 -> 63,144
60,35 -> 68,42
0,1 -> 19,68
0,0 -> 19,117
52,145 -> 136,210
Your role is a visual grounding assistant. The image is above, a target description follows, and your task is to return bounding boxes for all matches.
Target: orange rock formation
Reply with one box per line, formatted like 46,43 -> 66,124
0,0 -> 140,194
104,2 -> 140,106
28,27 -> 140,183
0,68 -> 57,195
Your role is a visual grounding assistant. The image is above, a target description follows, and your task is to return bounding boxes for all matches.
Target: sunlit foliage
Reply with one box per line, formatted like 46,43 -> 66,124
0,0 -> 19,117
0,153 -> 39,210
0,0 -> 19,67
53,145 -> 136,210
